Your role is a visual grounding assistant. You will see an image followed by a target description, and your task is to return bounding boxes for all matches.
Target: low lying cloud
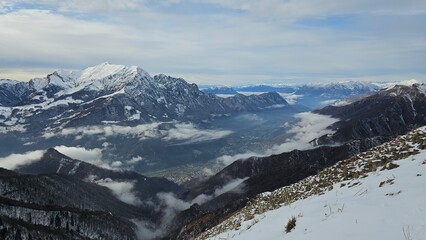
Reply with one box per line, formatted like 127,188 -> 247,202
216,152 -> 260,167
0,150 -> 45,170
212,112 -> 340,168
44,122 -> 232,144
95,178 -> 141,206
234,113 -> 265,123
0,146 -> 111,171
54,145 -> 102,162
127,156 -> 145,165
266,112 -> 339,154
43,122 -> 162,140
157,177 -> 247,212
321,99 -> 351,107
136,177 -> 247,239
279,93 -> 304,105
163,123 -> 232,143
53,145 -> 123,170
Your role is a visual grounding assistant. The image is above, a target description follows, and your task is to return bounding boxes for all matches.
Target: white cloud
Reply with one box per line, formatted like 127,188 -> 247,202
95,178 -> 141,205
54,145 -> 102,162
134,175 -> 248,238
213,177 -> 247,197
52,145 -> 117,169
54,0 -> 143,13
279,93 -> 304,105
162,123 -> 233,143
158,177 -> 247,209
265,112 -> 339,154
0,1 -> 425,84
128,156 -> 144,164
111,161 -> 123,168
44,122 -> 232,143
0,150 -> 45,170
200,0 -> 426,21
216,152 -> 259,167
212,112 -> 340,168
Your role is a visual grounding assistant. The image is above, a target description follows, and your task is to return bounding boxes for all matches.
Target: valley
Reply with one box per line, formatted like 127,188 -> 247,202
1,2 -> 425,239
0,63 -> 425,240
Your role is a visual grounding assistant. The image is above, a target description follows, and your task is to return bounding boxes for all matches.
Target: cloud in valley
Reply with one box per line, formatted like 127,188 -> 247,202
212,112 -> 340,168
265,112 -> 339,154
95,178 -> 141,206
44,122 -> 233,144
53,145 -> 120,169
54,145 -> 103,162
136,177 -> 247,239
162,123 -> 233,143
0,150 -> 45,170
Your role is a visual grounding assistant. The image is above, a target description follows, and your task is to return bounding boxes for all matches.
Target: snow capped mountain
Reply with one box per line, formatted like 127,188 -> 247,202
0,63 -> 288,134
202,86 -> 238,95
202,81 -> 383,108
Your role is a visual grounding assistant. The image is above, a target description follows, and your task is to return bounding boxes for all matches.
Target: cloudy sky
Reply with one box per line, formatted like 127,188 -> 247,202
0,0 -> 425,85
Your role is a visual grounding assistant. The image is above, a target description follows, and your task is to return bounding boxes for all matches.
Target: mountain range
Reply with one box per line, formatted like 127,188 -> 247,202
0,63 -> 425,239
167,83 -> 426,239
201,80 -> 421,108
0,63 -> 287,134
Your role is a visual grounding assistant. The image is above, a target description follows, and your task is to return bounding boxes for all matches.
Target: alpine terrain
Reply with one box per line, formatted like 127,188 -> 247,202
0,63 -> 425,240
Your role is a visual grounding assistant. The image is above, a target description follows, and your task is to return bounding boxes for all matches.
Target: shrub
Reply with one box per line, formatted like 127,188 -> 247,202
285,216 -> 297,233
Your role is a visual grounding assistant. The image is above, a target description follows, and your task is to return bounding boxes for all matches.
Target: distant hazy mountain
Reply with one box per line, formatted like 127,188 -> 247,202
201,81 -> 384,108
201,86 -> 238,95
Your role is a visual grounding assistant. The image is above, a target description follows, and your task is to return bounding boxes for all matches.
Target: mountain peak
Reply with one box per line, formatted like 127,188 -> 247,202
44,147 -> 70,160
77,63 -> 129,85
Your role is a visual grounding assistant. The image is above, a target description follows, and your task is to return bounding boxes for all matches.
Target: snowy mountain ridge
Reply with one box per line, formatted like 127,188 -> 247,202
200,125 -> 426,240
0,63 -> 288,133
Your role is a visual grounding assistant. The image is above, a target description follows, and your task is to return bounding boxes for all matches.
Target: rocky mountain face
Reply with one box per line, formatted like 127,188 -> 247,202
313,84 -> 426,145
0,63 -> 287,134
166,84 -> 426,239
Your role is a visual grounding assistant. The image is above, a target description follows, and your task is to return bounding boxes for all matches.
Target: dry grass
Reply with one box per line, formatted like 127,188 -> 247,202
284,216 -> 297,233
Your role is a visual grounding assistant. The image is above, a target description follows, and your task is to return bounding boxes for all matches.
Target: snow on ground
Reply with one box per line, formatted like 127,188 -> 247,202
205,126 -> 426,240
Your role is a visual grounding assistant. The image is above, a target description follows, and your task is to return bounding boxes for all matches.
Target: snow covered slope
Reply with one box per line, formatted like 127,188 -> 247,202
202,126 -> 426,240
